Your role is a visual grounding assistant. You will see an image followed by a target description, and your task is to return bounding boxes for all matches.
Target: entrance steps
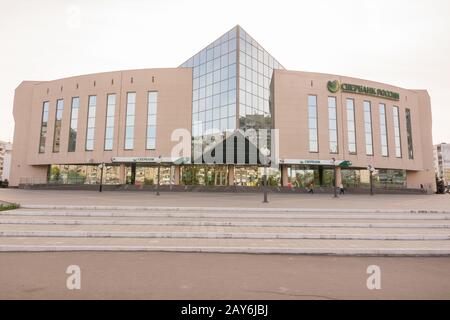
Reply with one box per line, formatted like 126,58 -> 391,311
1,207 -> 450,256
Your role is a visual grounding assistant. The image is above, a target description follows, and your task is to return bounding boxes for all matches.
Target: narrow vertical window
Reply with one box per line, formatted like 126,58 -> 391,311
308,95 -> 318,152
39,101 -> 50,153
363,101 -> 373,156
104,94 -> 116,151
125,92 -> 136,150
346,99 -> 356,154
379,103 -> 388,157
406,108 -> 414,159
86,95 -> 96,151
53,99 -> 64,153
328,97 -> 338,154
393,106 -> 402,158
68,97 -> 79,152
146,92 -> 158,150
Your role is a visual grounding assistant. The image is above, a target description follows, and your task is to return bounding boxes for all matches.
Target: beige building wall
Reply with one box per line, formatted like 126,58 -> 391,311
272,70 -> 435,191
10,68 -> 192,186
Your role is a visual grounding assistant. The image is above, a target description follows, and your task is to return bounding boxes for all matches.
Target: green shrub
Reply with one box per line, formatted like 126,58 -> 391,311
0,203 -> 20,211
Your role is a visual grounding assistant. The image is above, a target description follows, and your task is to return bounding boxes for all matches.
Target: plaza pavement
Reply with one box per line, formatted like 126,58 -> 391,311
1,188 -> 450,210
1,252 -> 449,299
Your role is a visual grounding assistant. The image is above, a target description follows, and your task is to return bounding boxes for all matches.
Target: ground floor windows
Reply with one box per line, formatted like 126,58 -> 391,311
131,165 -> 173,186
48,164 -> 120,185
341,169 -> 406,189
46,164 -> 406,189
287,166 -> 334,188
180,165 -> 229,186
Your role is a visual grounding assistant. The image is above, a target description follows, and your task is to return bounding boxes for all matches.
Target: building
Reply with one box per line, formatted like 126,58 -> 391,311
0,141 -> 13,182
10,26 -> 436,192
434,143 -> 450,187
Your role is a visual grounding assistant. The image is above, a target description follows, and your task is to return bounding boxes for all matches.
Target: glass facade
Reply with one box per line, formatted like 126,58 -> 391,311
125,92 -> 136,150
68,97 -> 79,152
146,92 -> 158,150
346,99 -> 356,154
104,94 -> 116,151
181,27 -> 237,141
238,28 -> 283,131
328,97 -> 338,154
379,103 -> 388,157
363,101 -> 373,156
308,95 -> 318,152
181,26 -> 284,163
406,108 -> 414,159
134,165 -> 173,186
393,106 -> 402,158
39,101 -> 50,153
53,99 -> 64,153
86,96 -> 96,151
49,164 -> 121,185
341,169 -> 406,189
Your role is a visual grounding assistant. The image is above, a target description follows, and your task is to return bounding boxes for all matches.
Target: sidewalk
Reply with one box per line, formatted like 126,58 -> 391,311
1,189 -> 450,211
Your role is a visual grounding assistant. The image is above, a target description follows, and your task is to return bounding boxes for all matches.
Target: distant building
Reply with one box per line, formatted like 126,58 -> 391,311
0,141 -> 13,181
434,143 -> 450,186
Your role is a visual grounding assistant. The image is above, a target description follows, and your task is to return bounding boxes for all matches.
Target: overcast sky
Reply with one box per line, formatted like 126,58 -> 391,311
0,0 -> 449,144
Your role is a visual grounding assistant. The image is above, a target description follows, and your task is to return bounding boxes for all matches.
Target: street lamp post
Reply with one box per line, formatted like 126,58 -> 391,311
368,165 -> 375,196
263,166 -> 269,204
156,156 -> 162,196
332,158 -> 338,198
99,163 -> 105,193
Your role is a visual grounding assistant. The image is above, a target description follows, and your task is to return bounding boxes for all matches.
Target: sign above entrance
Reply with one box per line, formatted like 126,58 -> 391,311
111,157 -> 191,164
280,159 -> 352,167
327,80 -> 400,101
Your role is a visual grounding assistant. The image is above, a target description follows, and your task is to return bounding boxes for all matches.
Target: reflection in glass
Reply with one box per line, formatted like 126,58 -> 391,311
39,102 -> 50,153
53,99 -> 64,153
125,93 -> 136,150
346,99 -> 356,154
379,103 -> 388,157
104,94 -> 116,151
68,97 -> 79,152
86,96 -> 96,151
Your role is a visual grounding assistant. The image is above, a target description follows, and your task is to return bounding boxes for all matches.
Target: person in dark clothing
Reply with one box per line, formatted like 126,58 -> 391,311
339,183 -> 345,195
308,182 -> 315,194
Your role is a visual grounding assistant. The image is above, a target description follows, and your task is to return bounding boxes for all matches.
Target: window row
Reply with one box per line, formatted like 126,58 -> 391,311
306,95 -> 413,159
38,92 -> 158,153
192,52 -> 237,79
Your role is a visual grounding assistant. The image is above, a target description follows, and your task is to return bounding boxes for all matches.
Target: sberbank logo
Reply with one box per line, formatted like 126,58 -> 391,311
327,80 -> 340,93
326,80 -> 400,101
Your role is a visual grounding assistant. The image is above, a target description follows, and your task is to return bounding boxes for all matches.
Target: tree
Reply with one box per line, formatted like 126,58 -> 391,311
436,176 -> 446,194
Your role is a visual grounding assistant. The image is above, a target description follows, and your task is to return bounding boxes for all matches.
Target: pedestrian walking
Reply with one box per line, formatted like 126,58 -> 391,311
308,182 -> 315,194
339,183 -> 345,195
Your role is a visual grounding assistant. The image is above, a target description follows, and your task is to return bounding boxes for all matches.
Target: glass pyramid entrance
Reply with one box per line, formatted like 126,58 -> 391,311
180,25 -> 284,164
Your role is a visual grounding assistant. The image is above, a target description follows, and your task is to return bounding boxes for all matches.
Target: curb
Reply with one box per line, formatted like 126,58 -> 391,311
20,205 -> 450,214
1,230 -> 449,241
0,245 -> 449,256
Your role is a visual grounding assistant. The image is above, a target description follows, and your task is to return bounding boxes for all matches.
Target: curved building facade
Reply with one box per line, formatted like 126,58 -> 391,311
10,26 -> 435,191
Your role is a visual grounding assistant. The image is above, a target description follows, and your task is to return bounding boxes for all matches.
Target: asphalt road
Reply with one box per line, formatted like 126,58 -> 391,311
0,252 -> 449,300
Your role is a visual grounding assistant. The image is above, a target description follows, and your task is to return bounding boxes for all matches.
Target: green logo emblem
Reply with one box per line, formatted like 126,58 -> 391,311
327,80 -> 340,93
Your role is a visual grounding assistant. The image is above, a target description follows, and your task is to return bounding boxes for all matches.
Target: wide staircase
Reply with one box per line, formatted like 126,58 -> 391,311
0,205 -> 449,255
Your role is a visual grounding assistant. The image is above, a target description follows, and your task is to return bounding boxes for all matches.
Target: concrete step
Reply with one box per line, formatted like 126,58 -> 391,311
0,217 -> 448,229
0,237 -> 449,256
1,229 -> 449,241
0,223 -> 449,234
21,205 -> 450,214
3,209 -> 450,220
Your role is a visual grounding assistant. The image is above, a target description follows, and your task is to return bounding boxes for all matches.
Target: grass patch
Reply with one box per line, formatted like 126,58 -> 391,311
0,203 -> 20,211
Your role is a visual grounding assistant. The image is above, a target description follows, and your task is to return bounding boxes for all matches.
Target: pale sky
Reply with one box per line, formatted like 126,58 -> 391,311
0,0 -> 449,144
